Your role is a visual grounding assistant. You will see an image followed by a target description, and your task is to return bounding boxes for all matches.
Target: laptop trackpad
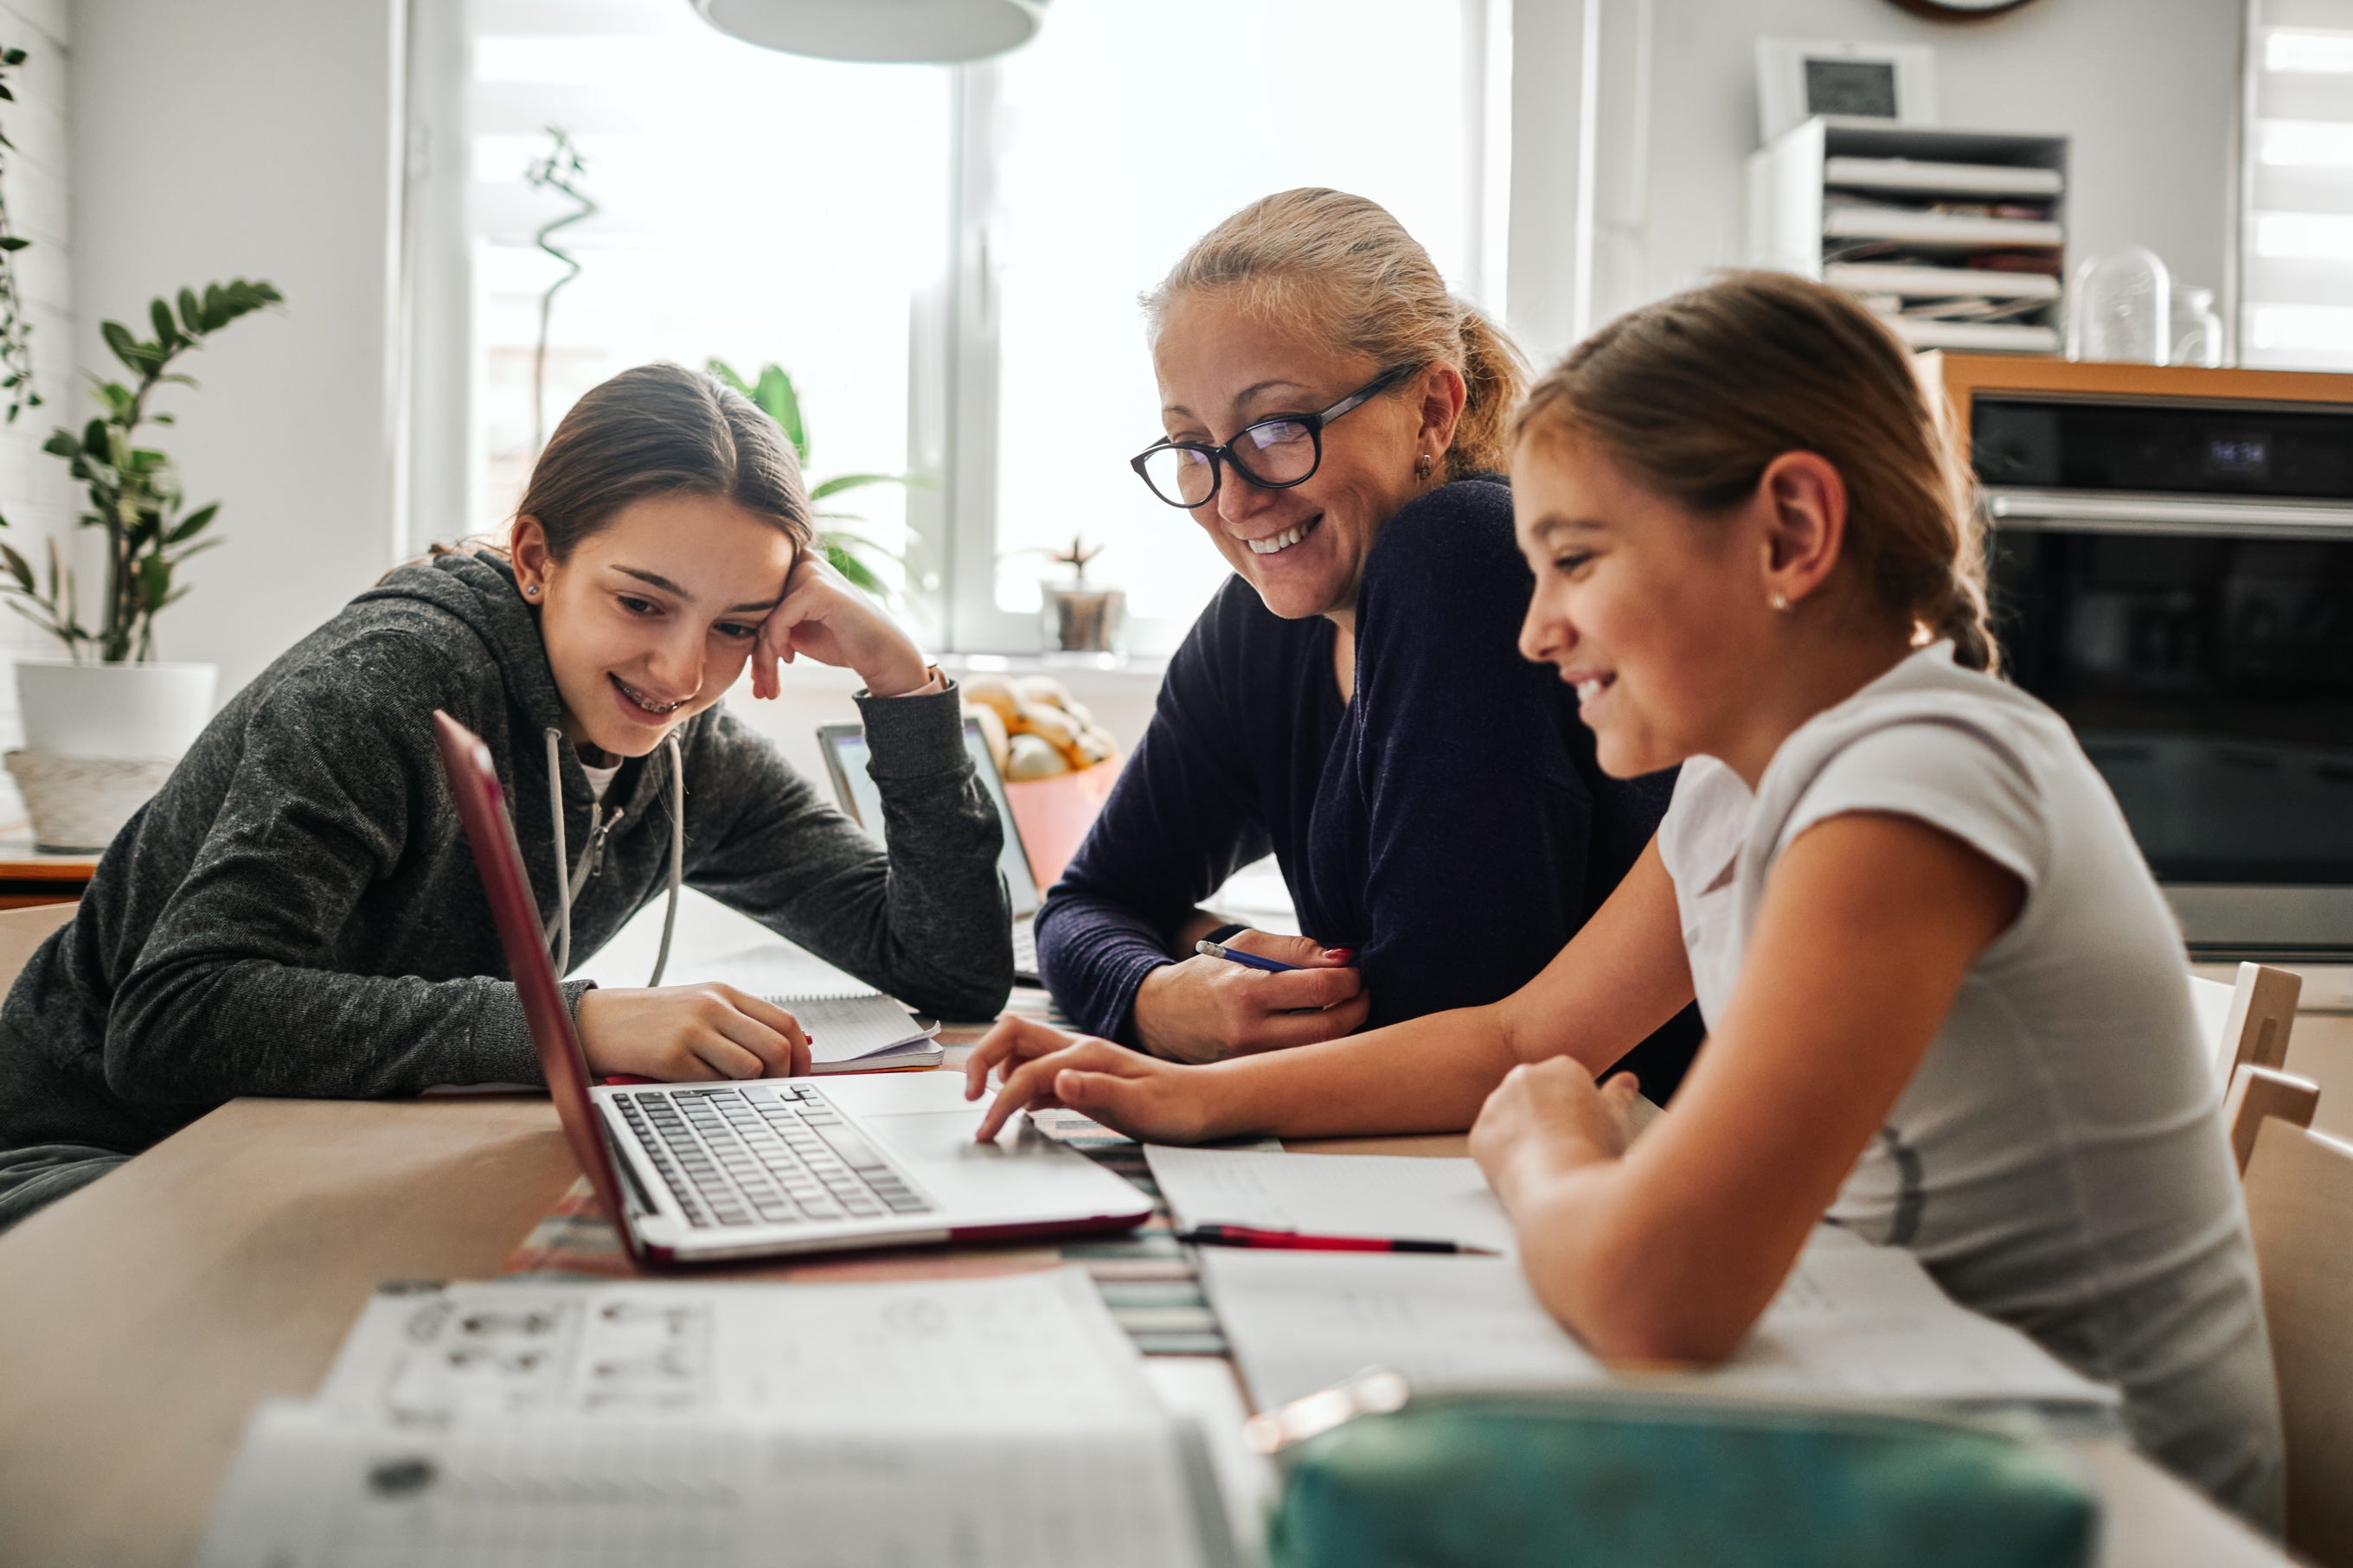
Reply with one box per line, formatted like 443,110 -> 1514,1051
866,1109 -> 1083,1163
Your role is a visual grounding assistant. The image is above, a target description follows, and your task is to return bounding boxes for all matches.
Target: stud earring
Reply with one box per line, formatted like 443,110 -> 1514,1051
1770,591 -> 1791,611
1414,452 -> 1435,482
525,584 -> 541,598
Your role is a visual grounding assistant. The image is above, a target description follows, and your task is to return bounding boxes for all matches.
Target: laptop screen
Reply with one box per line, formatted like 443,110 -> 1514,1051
823,721 -> 1042,918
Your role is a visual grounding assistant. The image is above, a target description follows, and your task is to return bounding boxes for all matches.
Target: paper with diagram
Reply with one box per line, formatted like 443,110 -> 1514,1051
195,1268 -> 1236,1568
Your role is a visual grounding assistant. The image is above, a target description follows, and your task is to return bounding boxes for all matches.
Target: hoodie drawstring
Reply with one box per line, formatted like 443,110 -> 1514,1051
647,730 -> 684,988
543,726 -> 686,987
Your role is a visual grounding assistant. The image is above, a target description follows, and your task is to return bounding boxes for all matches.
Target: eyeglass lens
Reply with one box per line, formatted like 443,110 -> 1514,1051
1141,417 -> 1318,507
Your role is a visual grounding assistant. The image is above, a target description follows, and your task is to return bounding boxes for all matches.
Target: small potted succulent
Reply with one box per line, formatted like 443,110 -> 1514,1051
0,278 -> 280,848
1035,534 -> 1124,656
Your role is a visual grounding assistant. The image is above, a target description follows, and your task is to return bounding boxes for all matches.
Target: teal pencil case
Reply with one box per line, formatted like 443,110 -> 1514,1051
1264,1385 -> 2097,1568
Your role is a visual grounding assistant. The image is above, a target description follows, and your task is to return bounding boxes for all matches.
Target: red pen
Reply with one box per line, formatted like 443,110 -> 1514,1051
1177,1224 -> 1498,1256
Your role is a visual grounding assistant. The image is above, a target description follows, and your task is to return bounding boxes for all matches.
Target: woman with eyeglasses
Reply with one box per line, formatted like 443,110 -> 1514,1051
1035,188 -> 1702,1089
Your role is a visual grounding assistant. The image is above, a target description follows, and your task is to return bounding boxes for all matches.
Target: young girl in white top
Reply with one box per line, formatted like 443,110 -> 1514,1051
965,272 -> 2286,1526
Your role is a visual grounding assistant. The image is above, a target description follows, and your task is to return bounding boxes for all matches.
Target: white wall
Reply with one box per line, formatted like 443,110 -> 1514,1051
0,0 -> 74,824
69,0 -> 404,700
1506,0 -> 2245,362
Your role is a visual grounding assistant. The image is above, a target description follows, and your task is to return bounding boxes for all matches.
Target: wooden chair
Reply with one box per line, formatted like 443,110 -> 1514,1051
0,899 -> 74,993
2192,965 -> 2318,1174
2243,1117 -> 2353,1566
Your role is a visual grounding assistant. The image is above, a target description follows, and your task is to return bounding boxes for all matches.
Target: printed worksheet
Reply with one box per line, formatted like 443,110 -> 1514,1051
197,1269 -> 1238,1568
317,1267 -> 1162,1430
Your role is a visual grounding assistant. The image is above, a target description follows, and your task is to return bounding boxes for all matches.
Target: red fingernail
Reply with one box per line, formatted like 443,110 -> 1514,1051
1325,948 -> 1355,961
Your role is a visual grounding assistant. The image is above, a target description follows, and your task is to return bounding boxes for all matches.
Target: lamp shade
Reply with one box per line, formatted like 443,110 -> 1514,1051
691,0 -> 1045,63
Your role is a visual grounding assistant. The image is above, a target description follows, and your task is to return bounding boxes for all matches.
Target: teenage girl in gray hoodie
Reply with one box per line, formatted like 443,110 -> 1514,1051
0,363 -> 1012,1229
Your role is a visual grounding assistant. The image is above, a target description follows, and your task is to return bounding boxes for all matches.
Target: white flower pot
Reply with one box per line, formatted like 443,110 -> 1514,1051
15,659 -> 219,758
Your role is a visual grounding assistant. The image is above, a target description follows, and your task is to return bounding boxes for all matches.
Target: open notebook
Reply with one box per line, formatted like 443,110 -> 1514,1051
771,987 -> 939,1073
634,943 -> 942,1075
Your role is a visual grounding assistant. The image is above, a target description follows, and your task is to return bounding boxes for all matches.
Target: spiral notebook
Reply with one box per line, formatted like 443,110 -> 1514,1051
780,987 -> 942,1073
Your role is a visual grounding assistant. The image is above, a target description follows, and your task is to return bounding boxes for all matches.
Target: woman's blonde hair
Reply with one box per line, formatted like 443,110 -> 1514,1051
1144,188 -> 1529,483
1513,271 -> 1996,672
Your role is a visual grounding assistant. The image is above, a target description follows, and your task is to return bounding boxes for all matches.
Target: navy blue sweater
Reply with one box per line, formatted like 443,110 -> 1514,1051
1035,479 -> 1704,1100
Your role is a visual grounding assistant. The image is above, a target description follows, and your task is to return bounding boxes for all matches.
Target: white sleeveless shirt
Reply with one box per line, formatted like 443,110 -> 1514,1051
1655,643 -> 2285,1529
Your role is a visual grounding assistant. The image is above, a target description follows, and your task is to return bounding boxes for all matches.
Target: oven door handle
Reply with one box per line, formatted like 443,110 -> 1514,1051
1984,489 -> 2353,538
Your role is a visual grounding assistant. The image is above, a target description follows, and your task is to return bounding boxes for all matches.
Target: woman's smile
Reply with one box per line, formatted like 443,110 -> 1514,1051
1240,513 -> 1323,557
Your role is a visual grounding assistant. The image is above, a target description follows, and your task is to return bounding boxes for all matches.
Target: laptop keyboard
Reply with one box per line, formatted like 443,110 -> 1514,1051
613,1084 -> 934,1230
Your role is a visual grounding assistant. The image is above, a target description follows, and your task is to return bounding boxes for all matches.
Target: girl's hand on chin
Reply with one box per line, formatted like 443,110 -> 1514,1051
752,549 -> 932,700
1469,1058 -> 1639,1210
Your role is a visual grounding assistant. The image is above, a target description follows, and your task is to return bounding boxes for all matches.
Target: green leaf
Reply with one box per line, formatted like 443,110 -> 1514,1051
150,298 -> 180,349
164,502 -> 219,544
0,236 -> 29,253
0,541 -> 28,592
178,287 -> 203,336
824,541 -> 888,598
80,418 -> 108,457
138,553 -> 171,611
99,320 -> 143,371
42,429 -> 79,460
753,364 -> 807,463
704,357 -> 750,396
808,471 -> 913,501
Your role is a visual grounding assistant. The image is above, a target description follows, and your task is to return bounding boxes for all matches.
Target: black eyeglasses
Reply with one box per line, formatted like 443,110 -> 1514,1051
1130,363 -> 1418,509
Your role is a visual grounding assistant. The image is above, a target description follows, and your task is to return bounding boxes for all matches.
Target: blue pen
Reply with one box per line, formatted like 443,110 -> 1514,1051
1194,939 -> 1300,973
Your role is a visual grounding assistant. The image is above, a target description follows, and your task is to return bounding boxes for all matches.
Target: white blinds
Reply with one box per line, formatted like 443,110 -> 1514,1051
2245,0 -> 2353,368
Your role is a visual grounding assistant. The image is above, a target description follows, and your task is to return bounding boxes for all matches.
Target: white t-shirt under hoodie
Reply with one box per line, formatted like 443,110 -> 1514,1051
1656,643 -> 2286,1530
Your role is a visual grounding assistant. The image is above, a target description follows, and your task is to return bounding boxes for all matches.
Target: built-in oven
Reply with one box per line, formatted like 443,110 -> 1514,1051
1963,378 -> 2353,959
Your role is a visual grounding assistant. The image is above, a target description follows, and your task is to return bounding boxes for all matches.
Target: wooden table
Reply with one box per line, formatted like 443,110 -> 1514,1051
0,835 -> 99,908
0,1085 -> 2293,1568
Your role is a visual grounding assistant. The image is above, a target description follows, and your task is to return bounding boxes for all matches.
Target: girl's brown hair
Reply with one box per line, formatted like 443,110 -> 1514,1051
1513,271 -> 1995,671
428,362 -> 812,568
1144,188 -> 1529,482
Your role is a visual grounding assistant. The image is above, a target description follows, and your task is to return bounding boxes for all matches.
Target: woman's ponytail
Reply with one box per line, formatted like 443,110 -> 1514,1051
1448,303 -> 1529,481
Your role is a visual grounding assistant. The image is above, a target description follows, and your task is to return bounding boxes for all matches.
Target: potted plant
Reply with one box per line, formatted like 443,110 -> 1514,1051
0,278 -> 280,848
1035,534 -> 1124,656
707,357 -> 915,599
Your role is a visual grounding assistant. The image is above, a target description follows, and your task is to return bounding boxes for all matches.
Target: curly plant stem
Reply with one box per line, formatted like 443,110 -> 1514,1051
527,134 -> 595,454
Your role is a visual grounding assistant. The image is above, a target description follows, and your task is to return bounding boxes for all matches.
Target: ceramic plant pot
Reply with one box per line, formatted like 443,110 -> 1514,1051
8,659 -> 219,849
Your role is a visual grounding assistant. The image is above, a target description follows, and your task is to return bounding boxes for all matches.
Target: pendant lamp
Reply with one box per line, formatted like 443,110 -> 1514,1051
690,0 -> 1046,63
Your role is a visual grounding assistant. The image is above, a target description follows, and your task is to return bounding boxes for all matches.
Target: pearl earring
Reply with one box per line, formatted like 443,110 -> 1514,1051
1770,591 -> 1791,611
525,584 -> 540,598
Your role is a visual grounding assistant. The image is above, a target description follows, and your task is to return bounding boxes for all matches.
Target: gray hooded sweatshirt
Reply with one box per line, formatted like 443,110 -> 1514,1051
0,550 -> 1012,1158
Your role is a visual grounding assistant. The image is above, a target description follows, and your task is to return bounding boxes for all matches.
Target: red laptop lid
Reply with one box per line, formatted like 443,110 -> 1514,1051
431,709 -> 640,1256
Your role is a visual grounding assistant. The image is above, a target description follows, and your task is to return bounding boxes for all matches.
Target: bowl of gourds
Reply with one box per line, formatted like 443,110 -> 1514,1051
963,675 -> 1122,887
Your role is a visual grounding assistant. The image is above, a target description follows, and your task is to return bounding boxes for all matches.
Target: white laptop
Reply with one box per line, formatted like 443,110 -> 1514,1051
433,710 -> 1152,1266
818,718 -> 1046,984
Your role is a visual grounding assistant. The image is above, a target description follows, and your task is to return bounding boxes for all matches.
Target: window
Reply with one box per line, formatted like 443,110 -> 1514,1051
955,0 -> 1492,653
424,0 -> 950,598
410,0 -> 1497,653
2243,0 -> 2353,369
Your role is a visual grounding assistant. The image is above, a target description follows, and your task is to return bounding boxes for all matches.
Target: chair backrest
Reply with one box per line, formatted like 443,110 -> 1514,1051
0,901 -> 74,994
2195,964 -> 2318,1178
2195,962 -> 2304,1080
2244,1117 -> 2353,1565
2222,1064 -> 2321,1174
